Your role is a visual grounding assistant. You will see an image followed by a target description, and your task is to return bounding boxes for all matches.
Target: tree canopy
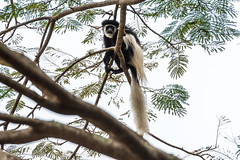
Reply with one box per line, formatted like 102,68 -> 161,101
0,0 -> 240,159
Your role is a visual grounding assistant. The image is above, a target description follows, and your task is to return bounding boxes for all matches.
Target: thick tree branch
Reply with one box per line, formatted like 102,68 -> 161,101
0,113 -> 137,160
0,150 -> 21,160
52,0 -> 144,21
0,43 -> 179,160
0,73 -> 59,110
52,0 -> 119,20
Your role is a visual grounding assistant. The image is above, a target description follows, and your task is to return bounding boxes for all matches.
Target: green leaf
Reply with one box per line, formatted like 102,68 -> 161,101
0,86 -> 15,100
144,0 -> 240,55
151,84 -> 189,117
82,28 -> 101,44
8,145 -> 30,156
168,53 -> 188,79
54,17 -> 82,34
5,99 -> 25,113
76,10 -> 98,25
32,141 -> 63,160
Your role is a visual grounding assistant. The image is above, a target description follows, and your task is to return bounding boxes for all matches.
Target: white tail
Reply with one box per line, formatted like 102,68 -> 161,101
130,78 -> 148,136
124,33 -> 148,135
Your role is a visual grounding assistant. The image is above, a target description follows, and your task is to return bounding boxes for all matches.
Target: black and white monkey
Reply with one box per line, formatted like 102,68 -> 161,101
102,20 -> 148,135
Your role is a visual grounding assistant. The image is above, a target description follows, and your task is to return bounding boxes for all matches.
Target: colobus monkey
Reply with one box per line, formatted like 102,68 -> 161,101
102,20 -> 148,136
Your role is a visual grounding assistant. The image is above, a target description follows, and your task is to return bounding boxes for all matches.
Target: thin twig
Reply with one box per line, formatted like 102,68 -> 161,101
35,21 -> 55,63
129,6 -> 178,50
39,20 -> 51,49
1,78 -> 29,150
148,131 -> 206,160
55,47 -> 114,82
113,4 -> 119,20
67,145 -> 81,160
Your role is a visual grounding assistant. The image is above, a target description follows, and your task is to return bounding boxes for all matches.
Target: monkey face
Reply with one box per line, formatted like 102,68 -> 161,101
104,24 -> 117,38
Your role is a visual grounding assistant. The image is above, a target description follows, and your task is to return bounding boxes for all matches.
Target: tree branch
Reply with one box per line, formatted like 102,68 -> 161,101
129,6 -> 178,50
0,113 -> 137,160
35,21 -> 55,63
0,42 -> 179,160
148,132 -> 212,160
55,47 -> 114,82
113,4 -> 119,20
114,4 -> 131,84
0,17 -> 51,36
0,150 -> 21,160
52,0 -> 119,21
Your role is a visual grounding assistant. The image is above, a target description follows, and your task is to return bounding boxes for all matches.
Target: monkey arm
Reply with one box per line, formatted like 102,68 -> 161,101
103,50 -> 114,73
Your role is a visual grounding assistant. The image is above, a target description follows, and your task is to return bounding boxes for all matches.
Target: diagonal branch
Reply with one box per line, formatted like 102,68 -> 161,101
52,0 -> 119,21
35,21 -> 56,63
0,42 -> 179,160
0,113 -> 137,160
129,6 -> 178,50
55,47 -> 114,82
0,17 -> 51,36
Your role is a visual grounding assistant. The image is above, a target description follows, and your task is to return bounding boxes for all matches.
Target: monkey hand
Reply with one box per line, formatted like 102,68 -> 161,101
105,66 -> 111,73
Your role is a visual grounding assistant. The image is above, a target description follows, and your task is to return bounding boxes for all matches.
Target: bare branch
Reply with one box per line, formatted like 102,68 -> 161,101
113,5 -> 119,20
52,1 -> 119,21
0,17 -> 51,36
129,6 -> 178,50
0,113 -> 137,160
35,21 -> 55,63
148,132 -> 215,160
55,47 -> 114,82
39,20 -> 51,49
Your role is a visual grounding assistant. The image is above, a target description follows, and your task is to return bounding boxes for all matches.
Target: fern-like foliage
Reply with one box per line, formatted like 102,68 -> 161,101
5,99 -> 25,113
142,0 -> 240,53
151,84 -> 189,117
76,9 -> 104,25
0,0 -> 101,35
236,136 -> 240,158
141,0 -> 240,78
168,53 -> 188,79
54,17 -> 82,34
82,28 -> 101,44
32,141 -> 64,160
7,145 -> 30,158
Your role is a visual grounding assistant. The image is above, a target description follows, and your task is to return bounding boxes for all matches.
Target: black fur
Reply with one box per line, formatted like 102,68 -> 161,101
102,20 -> 148,135
102,20 -> 140,81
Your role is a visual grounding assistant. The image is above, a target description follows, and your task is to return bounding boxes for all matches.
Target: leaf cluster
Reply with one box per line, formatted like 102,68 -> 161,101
143,0 -> 240,48
140,0 -> 240,78
168,53 -> 188,79
151,84 -> 189,117
32,141 -> 64,160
